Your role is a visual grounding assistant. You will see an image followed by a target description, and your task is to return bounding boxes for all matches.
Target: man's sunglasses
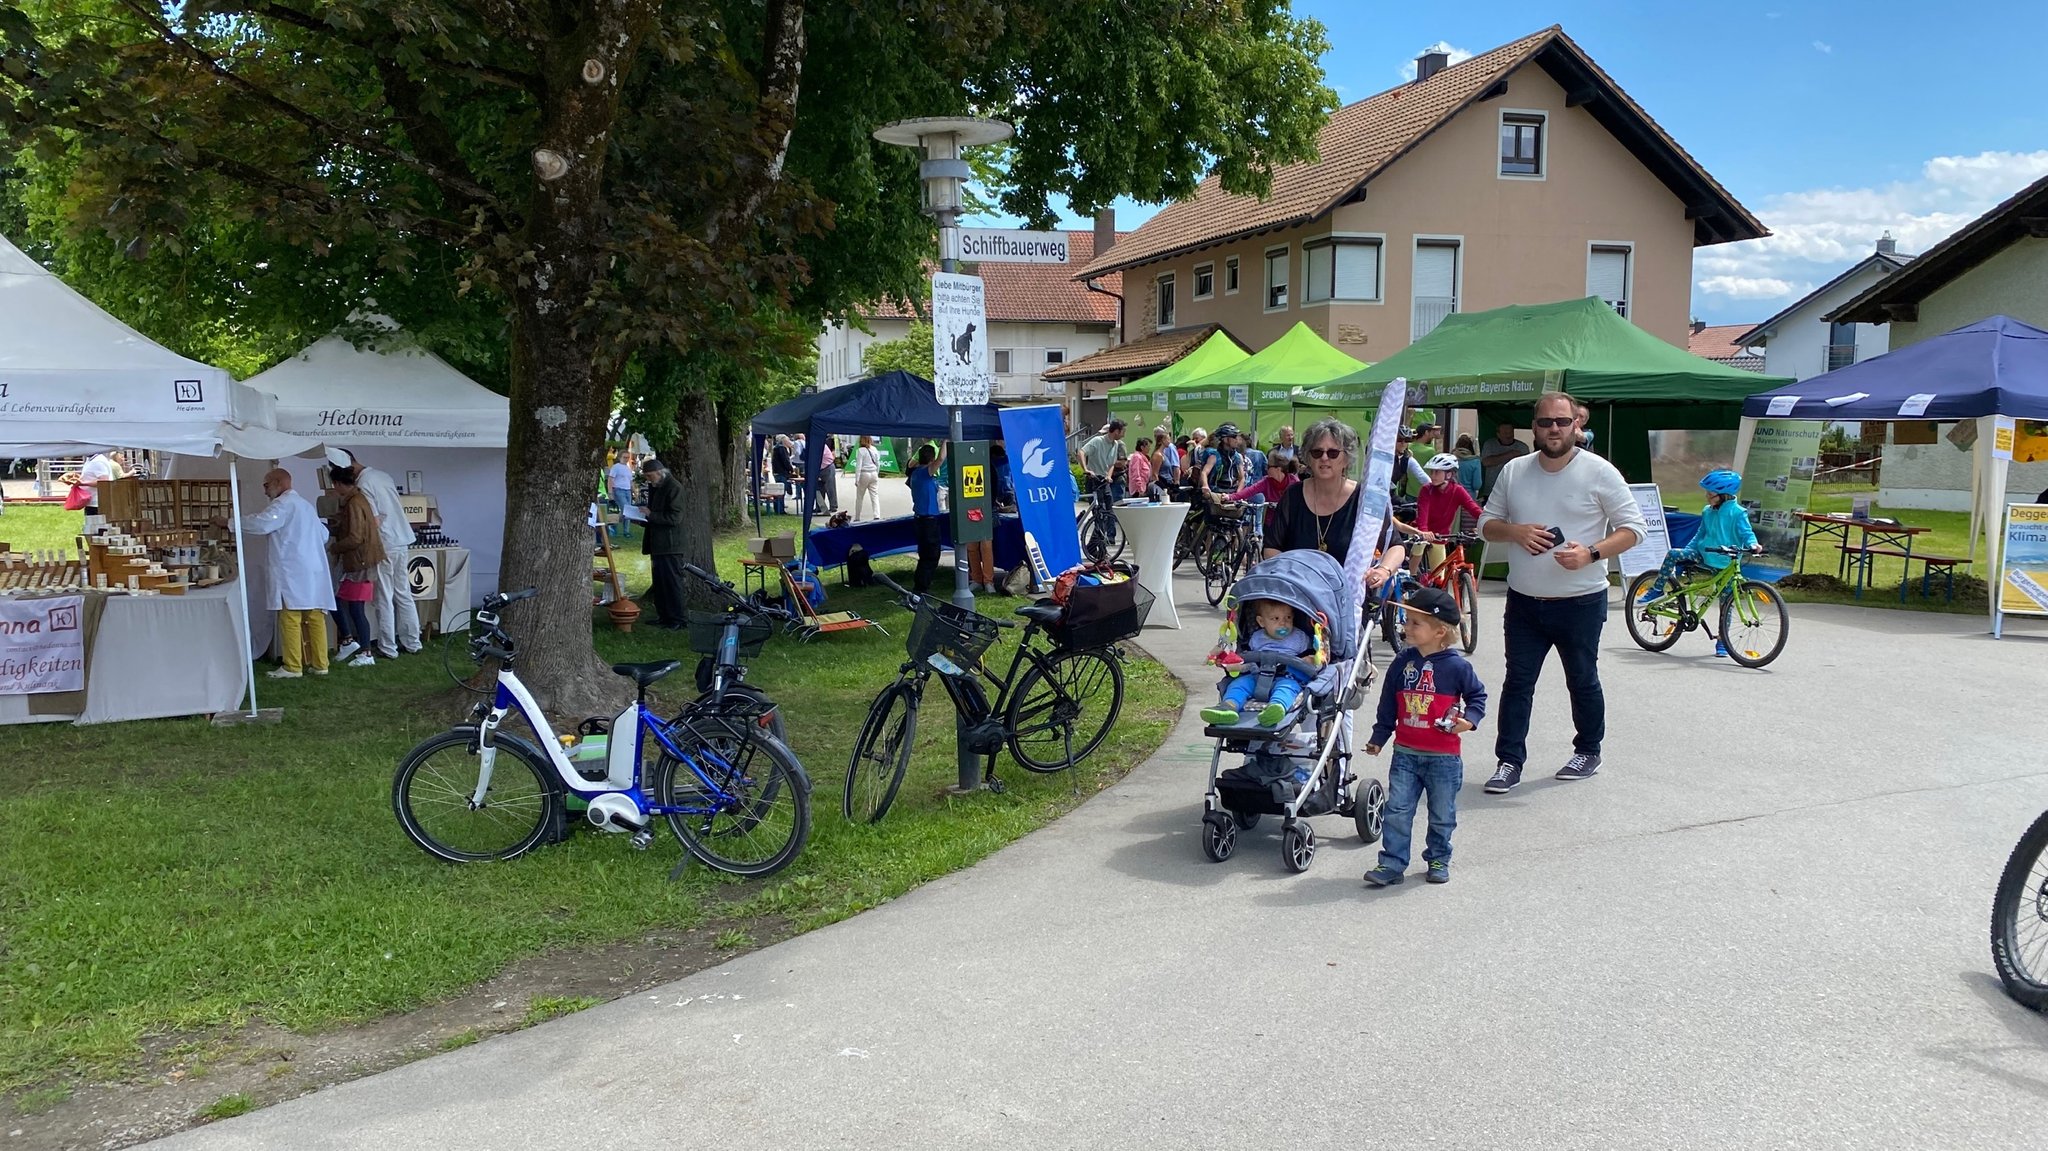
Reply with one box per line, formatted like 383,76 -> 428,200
1306,447 -> 1345,460
1533,416 -> 1577,429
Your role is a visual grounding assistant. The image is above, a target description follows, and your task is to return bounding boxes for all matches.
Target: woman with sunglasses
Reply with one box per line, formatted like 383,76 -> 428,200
1264,419 -> 1405,593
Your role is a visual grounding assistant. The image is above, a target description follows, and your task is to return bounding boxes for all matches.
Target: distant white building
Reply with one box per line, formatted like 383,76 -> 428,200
1734,235 -> 1913,381
814,229 -> 1122,406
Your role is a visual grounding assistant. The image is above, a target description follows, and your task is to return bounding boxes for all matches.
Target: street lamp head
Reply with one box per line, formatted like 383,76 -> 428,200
873,116 -> 1013,220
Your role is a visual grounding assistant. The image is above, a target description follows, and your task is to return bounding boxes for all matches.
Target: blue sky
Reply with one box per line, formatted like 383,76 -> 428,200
977,1 -> 2048,328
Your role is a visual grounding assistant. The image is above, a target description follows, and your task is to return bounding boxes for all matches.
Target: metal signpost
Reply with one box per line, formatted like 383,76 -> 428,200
874,115 -> 1013,793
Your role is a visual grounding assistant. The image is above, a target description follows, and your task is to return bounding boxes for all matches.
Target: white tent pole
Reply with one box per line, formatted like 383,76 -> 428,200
1733,417 -> 1758,475
229,462 -> 259,716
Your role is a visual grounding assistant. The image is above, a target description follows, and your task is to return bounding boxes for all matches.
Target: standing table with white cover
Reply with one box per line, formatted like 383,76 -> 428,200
1112,501 -> 1189,629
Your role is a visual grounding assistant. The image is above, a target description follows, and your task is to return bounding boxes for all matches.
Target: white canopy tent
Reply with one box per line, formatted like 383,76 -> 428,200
0,232 -> 314,723
244,321 -> 508,602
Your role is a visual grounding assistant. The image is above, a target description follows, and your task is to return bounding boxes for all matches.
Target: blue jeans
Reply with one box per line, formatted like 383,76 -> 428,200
1495,588 -> 1607,767
1221,668 -> 1305,717
1378,748 -> 1462,870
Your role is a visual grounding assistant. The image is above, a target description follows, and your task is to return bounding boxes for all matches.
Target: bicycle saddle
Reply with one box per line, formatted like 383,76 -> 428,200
1014,603 -> 1064,626
611,660 -> 682,688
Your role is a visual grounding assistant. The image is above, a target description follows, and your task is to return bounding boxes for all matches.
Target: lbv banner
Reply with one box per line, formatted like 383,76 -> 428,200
998,404 -> 1083,580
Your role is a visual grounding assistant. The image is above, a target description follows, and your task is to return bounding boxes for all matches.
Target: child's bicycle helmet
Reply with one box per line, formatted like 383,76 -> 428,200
1700,468 -> 1743,496
1426,453 -> 1461,471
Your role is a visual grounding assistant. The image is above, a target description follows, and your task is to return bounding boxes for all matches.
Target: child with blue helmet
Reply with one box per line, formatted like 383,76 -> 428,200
1637,468 -> 1760,656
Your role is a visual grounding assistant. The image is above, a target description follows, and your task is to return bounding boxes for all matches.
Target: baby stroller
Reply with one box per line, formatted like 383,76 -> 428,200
1198,550 -> 1386,872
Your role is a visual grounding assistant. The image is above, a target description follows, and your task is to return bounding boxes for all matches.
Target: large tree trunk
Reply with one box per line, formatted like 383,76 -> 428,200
672,390 -> 723,600
714,400 -> 748,532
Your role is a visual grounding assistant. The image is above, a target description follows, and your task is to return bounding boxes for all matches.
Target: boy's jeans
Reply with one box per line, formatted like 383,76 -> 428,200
1377,747 -> 1463,871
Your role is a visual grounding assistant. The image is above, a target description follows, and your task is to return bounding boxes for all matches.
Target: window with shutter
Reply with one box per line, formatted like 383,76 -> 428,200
1224,256 -> 1240,295
1412,240 -> 1459,341
1264,247 -> 1289,310
1588,246 -> 1631,318
993,349 -> 1013,374
1303,237 -> 1382,304
1156,274 -> 1176,329
1193,263 -> 1215,300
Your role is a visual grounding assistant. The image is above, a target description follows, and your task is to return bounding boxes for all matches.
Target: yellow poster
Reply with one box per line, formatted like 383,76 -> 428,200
2016,420 -> 2048,464
961,464 -> 985,499
2001,503 -> 2048,617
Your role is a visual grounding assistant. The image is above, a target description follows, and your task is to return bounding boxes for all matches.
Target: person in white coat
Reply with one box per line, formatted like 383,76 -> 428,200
219,469 -> 335,678
327,449 -> 422,659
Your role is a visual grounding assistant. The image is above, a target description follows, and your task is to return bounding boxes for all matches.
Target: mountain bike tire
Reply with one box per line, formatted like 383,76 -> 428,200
844,680 -> 917,823
1719,580 -> 1788,668
1992,808 -> 2048,1011
1456,570 -> 1479,654
1623,571 -> 1685,652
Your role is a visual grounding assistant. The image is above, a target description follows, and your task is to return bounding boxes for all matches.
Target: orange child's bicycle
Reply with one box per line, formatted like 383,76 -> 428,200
1411,531 -> 1482,654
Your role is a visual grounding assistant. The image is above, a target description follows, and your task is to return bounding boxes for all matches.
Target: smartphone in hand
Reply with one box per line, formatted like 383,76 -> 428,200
1545,526 -> 1566,549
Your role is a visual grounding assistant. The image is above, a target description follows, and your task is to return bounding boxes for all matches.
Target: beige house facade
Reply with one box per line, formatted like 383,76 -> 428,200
1077,27 -> 1762,365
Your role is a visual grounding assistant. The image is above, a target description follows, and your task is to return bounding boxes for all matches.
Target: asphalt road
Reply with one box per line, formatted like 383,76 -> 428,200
150,575 -> 2048,1150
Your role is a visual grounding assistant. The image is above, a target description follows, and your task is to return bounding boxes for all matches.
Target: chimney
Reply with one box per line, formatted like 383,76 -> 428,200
1415,48 -> 1450,81
1093,207 -> 1116,259
1875,231 -> 1897,256
1691,320 -> 1706,335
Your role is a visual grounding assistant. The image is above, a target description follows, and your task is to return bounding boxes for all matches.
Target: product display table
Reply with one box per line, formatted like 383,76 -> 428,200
1112,501 -> 1189,629
0,583 -> 248,726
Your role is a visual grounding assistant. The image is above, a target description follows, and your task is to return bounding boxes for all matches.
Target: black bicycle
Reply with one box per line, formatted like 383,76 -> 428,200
1077,475 -> 1127,565
1203,501 -> 1265,607
1993,808 -> 2048,1010
844,572 -> 1134,823
679,562 -> 789,744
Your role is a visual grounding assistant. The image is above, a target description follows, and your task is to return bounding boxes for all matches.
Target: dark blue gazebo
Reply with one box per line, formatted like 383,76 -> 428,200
748,370 -> 1006,564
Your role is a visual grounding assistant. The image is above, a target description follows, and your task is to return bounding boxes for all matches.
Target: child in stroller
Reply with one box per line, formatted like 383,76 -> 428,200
1201,598 -> 1317,729
1198,550 -> 1387,874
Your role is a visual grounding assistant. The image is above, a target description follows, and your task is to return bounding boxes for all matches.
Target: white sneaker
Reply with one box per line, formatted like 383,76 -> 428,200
335,641 -> 362,662
348,654 -> 376,668
266,667 -> 302,679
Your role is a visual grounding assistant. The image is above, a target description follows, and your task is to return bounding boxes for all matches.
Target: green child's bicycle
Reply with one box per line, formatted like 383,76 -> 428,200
1624,546 -> 1789,668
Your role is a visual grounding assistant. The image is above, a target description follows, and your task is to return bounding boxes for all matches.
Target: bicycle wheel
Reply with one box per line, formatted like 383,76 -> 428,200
392,728 -> 557,862
1623,571 -> 1685,652
1204,536 -> 1239,606
1006,647 -> 1125,773
655,726 -> 811,877
698,684 -> 788,746
1378,583 -> 1401,647
1992,809 -> 2048,1010
1719,580 -> 1789,668
844,680 -> 917,823
1455,570 -> 1479,654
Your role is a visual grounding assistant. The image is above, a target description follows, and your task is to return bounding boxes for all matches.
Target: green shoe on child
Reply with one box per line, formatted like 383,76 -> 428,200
1257,701 -> 1287,726
1200,705 -> 1242,725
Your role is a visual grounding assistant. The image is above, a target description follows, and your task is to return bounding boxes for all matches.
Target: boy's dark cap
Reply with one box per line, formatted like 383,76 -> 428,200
1404,585 -> 1462,626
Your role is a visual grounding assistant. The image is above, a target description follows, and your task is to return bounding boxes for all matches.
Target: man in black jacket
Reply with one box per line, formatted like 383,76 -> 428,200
641,457 -> 688,629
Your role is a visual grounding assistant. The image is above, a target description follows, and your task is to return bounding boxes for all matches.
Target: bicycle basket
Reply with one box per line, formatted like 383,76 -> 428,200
687,610 -> 774,658
906,599 -> 1003,669
1050,574 -> 1152,650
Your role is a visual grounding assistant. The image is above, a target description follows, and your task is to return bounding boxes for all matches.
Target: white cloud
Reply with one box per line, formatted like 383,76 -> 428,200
1397,41 -> 1474,81
1812,40 -> 1832,53
1696,149 -> 2048,309
1698,276 -> 1808,299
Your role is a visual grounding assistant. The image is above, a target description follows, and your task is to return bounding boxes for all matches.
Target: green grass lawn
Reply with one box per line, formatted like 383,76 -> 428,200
0,505 -> 1181,1091
0,500 -> 84,555
1777,484 -> 1987,612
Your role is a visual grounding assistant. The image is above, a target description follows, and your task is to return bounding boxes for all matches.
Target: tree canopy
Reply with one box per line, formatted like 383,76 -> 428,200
0,0 -> 1336,706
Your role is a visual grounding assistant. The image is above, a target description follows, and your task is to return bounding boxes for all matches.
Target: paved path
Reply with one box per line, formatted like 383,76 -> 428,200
153,575 -> 2048,1149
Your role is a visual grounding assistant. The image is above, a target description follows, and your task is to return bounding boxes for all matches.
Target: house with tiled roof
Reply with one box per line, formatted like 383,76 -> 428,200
1072,26 -> 1764,362
814,229 -> 1122,405
1733,236 -> 1914,381
1687,322 -> 1765,373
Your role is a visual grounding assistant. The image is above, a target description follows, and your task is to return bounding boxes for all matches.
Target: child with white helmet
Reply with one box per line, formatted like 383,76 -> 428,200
1395,452 -> 1484,575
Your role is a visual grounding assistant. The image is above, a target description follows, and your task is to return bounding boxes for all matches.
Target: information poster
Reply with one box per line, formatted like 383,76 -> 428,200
1737,419 -> 1823,568
1618,484 -> 1672,578
1998,504 -> 2048,626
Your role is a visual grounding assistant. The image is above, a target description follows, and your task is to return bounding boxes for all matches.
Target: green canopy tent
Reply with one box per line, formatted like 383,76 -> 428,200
1104,329 -> 1250,434
1296,297 -> 1794,482
1170,321 -> 1368,446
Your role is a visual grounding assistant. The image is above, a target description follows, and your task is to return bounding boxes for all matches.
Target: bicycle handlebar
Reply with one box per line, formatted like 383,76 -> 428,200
483,586 -> 538,611
874,571 -> 1017,627
1703,546 -> 1766,556
680,562 -> 751,606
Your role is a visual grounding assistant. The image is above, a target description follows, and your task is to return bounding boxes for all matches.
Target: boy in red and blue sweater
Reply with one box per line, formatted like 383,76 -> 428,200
1364,585 -> 1488,887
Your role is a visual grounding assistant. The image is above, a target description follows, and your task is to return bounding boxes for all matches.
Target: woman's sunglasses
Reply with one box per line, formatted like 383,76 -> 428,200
1306,447 -> 1345,460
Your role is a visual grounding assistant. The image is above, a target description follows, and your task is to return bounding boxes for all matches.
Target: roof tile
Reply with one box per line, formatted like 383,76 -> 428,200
1043,324 -> 1243,382
1688,324 -> 1760,362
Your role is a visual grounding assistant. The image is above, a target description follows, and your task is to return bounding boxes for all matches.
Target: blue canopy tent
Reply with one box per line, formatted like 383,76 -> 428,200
1737,315 -> 2048,626
748,369 -> 1005,571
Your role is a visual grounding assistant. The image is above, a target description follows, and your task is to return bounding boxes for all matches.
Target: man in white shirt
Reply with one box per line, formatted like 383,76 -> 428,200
221,469 -> 335,678
1477,392 -> 1646,794
606,452 -> 637,538
328,449 -> 422,659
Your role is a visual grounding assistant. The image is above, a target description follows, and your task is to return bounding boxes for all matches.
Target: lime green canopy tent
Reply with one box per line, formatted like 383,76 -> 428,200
1296,297 -> 1794,481
1172,321 -> 1368,445
1105,330 -> 1250,434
